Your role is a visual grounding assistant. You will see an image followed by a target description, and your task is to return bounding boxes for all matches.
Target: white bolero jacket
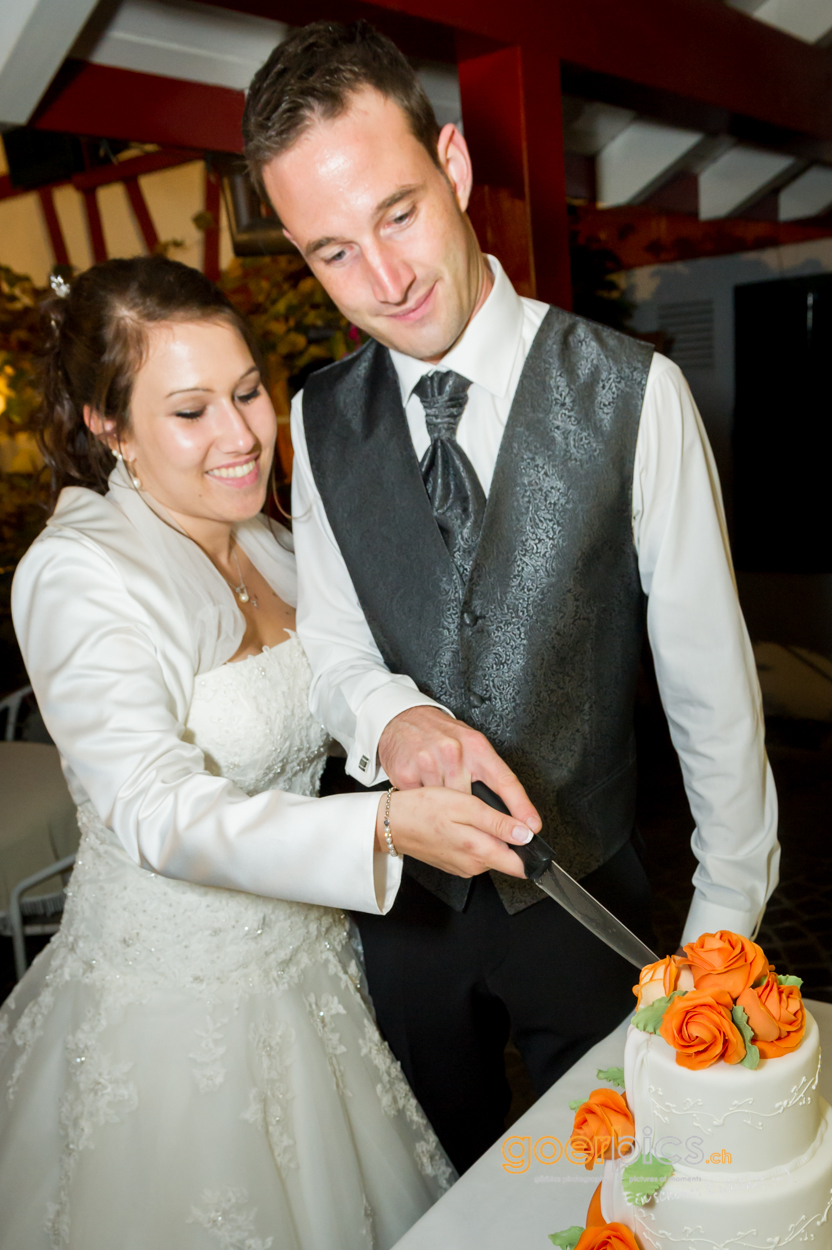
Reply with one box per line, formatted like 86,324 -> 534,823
12,462 -> 401,914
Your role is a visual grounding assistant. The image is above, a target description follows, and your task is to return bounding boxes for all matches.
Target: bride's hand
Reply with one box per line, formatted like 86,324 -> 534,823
375,787 -> 532,879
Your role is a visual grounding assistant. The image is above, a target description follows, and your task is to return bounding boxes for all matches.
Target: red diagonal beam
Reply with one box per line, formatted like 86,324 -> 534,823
203,165 -> 222,282
37,186 -> 70,267
82,188 -> 107,264
31,60 -> 245,153
71,148 -> 202,191
124,178 -> 159,254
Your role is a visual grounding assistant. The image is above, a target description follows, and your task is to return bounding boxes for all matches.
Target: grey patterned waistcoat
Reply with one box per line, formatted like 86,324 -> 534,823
303,307 -> 654,914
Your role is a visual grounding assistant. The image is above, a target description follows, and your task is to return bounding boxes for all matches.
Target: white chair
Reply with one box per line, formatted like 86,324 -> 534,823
0,687 -> 78,981
0,683 -> 33,741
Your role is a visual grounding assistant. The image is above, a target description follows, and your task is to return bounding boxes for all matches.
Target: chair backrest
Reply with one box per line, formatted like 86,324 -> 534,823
0,685 -> 33,742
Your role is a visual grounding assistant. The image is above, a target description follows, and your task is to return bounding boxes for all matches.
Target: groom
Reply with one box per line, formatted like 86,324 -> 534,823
244,22 -> 778,1172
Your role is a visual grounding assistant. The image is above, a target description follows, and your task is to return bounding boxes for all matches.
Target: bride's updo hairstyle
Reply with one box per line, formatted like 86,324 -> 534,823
35,254 -> 263,509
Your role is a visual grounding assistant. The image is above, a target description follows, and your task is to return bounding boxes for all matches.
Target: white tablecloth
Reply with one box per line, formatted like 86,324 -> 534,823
393,999 -> 832,1248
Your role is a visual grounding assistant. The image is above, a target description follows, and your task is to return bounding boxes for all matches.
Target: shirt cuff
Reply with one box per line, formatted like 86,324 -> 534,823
680,892 -> 764,946
346,681 -> 454,785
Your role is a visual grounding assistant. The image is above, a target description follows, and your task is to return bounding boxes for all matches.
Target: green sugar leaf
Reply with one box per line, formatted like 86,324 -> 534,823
632,996 -> 669,1034
731,1004 -> 760,1070
621,1152 -> 674,1206
548,1228 -> 585,1249
777,974 -> 804,988
632,989 -> 687,1034
596,1066 -> 625,1088
568,1098 -> 586,1112
741,1043 -> 760,1070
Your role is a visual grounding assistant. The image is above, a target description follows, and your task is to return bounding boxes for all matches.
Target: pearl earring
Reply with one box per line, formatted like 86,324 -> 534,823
115,448 -> 141,489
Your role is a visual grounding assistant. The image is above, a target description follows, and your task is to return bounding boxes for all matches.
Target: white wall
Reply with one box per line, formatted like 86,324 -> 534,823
623,238 -> 832,655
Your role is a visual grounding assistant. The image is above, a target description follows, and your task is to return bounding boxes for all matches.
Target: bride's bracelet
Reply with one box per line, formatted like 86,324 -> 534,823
383,785 -> 399,857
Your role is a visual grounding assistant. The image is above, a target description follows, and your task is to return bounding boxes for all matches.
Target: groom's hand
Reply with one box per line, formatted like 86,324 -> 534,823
378,706 -> 541,834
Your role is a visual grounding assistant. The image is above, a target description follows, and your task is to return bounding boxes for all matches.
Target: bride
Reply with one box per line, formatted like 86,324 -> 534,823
0,255 -> 528,1250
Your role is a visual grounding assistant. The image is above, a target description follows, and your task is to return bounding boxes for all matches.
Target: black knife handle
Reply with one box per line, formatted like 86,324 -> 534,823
471,781 -> 554,882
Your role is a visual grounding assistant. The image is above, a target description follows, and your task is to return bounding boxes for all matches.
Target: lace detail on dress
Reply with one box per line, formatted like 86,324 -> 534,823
46,1005 -> 139,1247
188,1187 -> 274,1250
305,993 -> 349,1096
359,1020 -> 454,1191
190,1013 -> 229,1093
240,1020 -> 296,1171
8,964 -> 59,1105
185,637 -> 329,799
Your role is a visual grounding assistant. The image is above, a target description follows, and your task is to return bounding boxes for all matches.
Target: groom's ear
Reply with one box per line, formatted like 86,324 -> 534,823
436,123 -> 473,215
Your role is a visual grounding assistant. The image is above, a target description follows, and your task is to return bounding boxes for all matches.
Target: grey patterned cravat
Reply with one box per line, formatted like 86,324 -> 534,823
414,370 -> 485,583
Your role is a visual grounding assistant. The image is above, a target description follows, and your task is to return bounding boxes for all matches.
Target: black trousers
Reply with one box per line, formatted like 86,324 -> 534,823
354,837 -> 653,1174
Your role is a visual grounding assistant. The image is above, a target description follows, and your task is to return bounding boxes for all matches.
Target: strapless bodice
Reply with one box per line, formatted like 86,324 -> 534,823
184,633 -> 329,798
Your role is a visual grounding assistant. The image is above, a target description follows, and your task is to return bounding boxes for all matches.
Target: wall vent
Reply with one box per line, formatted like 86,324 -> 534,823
657,299 -> 715,370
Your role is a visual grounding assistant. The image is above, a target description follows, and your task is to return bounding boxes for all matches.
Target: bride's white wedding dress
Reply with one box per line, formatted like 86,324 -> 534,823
0,636 -> 452,1250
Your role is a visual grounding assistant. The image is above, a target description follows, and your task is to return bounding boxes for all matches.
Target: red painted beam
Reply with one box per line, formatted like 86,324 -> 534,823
216,0 -> 832,145
82,188 -> 107,264
30,61 -> 244,154
124,178 -> 159,253
0,150 -> 201,203
37,186 -> 70,267
203,165 -> 222,282
574,203 -> 832,269
71,148 -> 203,191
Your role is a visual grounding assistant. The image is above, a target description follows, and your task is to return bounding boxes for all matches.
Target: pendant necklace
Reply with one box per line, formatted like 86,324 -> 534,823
230,548 -> 258,608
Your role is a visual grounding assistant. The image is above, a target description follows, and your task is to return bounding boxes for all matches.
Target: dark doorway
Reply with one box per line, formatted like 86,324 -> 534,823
733,273 -> 832,573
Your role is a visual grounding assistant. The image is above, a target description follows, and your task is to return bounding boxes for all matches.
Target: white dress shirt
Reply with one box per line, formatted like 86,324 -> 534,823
12,462 -> 401,915
291,256 -> 779,943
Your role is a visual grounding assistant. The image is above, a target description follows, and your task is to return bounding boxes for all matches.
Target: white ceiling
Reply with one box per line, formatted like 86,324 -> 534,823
0,0 -> 100,127
73,0 -> 286,91
726,0 -> 832,44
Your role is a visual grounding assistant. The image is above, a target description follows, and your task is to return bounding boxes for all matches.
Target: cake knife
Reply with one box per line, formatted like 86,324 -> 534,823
472,781 -> 659,970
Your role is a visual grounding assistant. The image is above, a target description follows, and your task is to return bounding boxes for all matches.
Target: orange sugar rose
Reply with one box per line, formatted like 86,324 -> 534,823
633,954 -> 695,1008
659,988 -> 747,1069
570,1088 -> 635,1170
752,972 -> 806,1058
575,1225 -> 641,1250
682,931 -> 769,999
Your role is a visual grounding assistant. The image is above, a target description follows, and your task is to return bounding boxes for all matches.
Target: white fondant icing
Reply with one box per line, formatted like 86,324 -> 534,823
600,1011 -> 832,1248
624,1013 -> 822,1173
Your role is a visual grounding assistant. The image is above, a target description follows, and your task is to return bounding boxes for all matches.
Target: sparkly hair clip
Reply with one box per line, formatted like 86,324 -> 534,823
50,274 -> 71,298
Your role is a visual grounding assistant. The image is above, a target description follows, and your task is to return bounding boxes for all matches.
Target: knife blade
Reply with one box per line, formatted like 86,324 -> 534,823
471,781 -> 659,970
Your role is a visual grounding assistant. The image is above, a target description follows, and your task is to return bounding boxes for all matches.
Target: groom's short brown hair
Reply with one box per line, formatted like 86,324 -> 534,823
243,20 -> 441,197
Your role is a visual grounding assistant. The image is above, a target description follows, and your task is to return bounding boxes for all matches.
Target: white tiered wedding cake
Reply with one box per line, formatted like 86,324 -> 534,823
550,932 -> 832,1250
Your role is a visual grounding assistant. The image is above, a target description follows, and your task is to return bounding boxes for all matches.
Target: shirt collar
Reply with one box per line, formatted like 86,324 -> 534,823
388,255 -> 525,405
